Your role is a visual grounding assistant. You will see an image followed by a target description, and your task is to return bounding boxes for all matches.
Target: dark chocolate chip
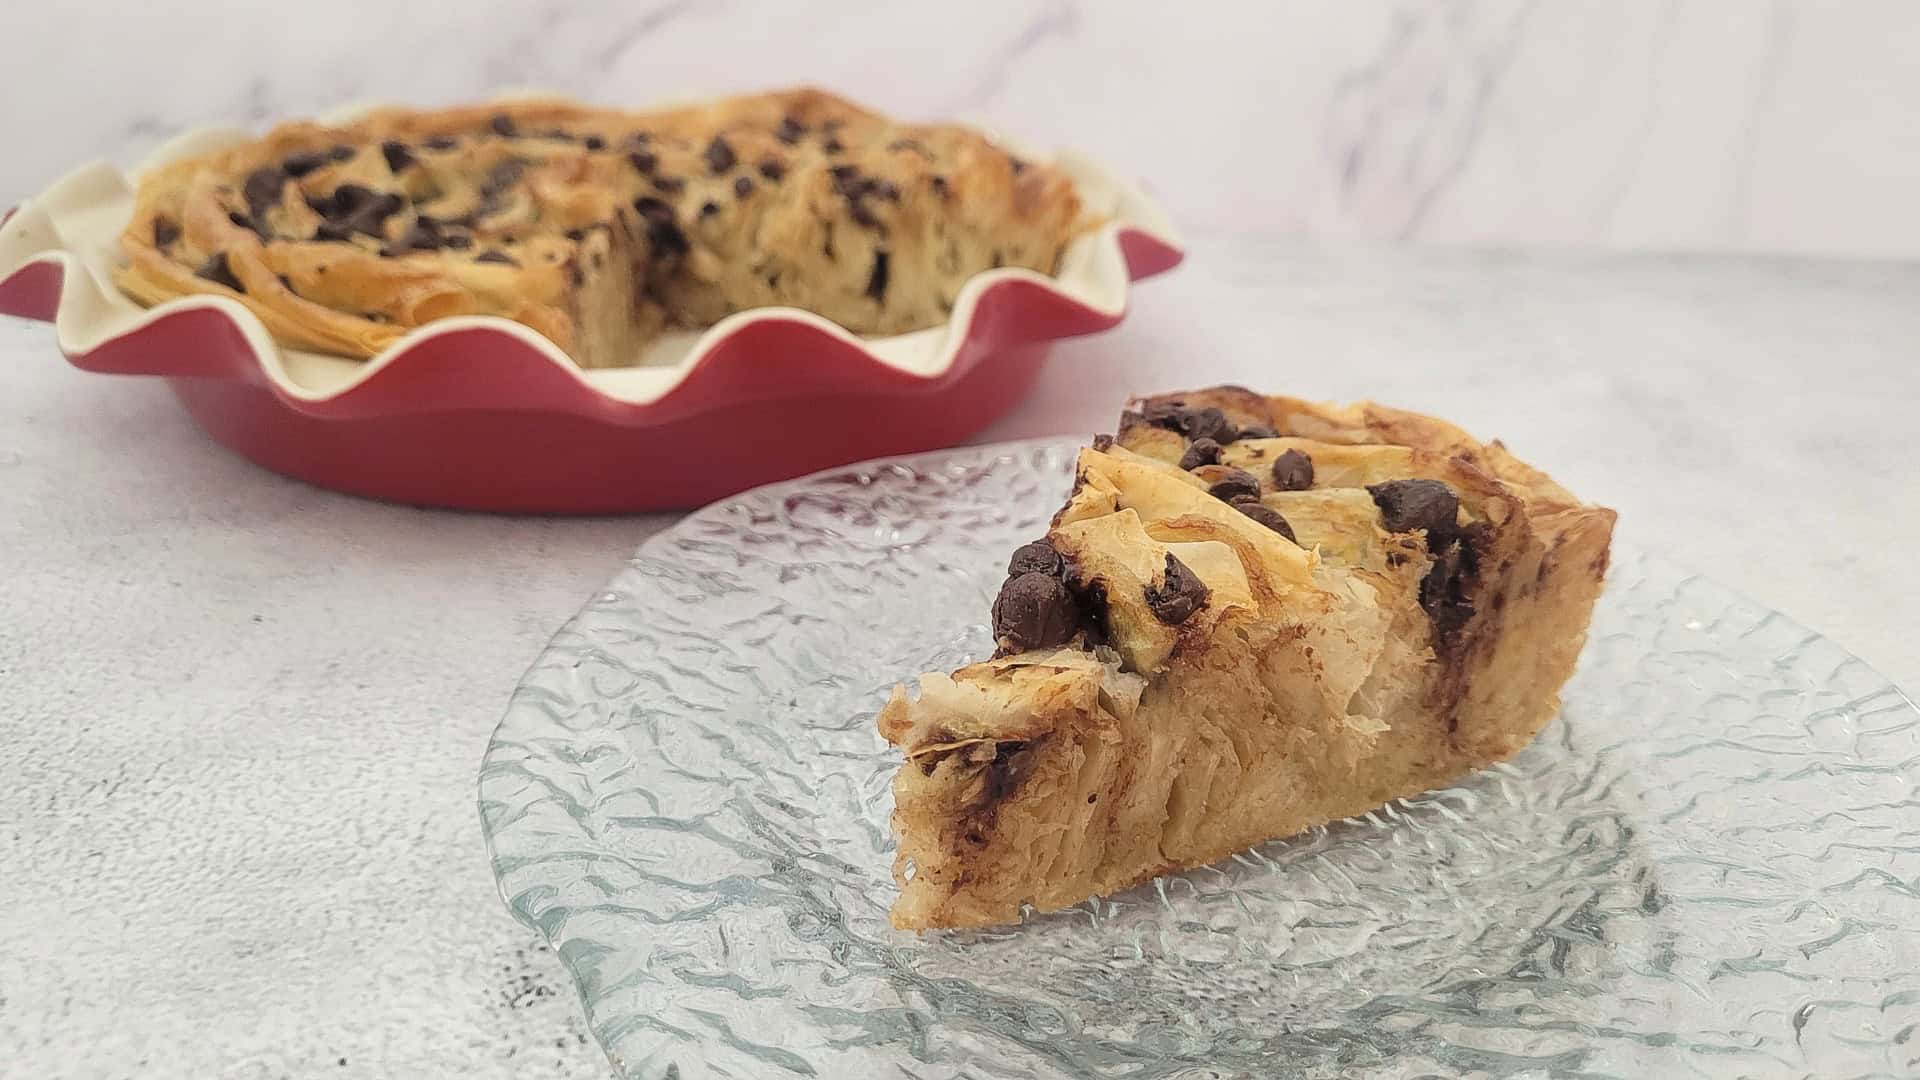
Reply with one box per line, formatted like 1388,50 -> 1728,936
849,201 -> 882,230
632,196 -> 688,256
385,220 -> 445,254
1206,468 -> 1262,504
488,114 -> 517,137
1185,407 -> 1239,444
474,249 -> 519,266
758,158 -> 786,181
480,160 -> 527,198
227,211 -> 271,241
313,221 -> 356,243
1270,449 -> 1314,491
152,216 -> 180,249
930,175 -> 950,198
326,145 -> 356,162
1239,423 -> 1280,439
628,149 -> 658,175
1232,498 -> 1296,542
1007,539 -> 1066,579
194,252 -> 243,292
776,115 -> 806,144
733,175 -> 754,198
1140,400 -> 1187,428
699,201 -> 720,218
583,135 -> 606,150
822,136 -> 845,155
651,175 -> 686,194
1091,433 -> 1115,452
282,150 -> 328,177
704,136 -> 737,174
443,232 -> 473,250
423,135 -> 459,151
1178,438 -> 1222,471
991,571 -> 1080,652
380,141 -> 416,173
1144,553 -> 1209,625
242,165 -> 287,222
865,250 -> 889,301
563,227 -> 587,242
1368,478 -> 1459,548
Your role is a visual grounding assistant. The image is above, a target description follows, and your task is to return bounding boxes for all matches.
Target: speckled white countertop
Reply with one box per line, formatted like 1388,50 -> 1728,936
5,2 -> 1920,1075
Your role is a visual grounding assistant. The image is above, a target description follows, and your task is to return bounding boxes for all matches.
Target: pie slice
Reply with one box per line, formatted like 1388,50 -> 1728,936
877,388 -> 1616,930
115,88 -> 1084,368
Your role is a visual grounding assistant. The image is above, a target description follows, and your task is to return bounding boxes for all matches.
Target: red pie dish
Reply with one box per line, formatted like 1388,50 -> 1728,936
0,103 -> 1180,512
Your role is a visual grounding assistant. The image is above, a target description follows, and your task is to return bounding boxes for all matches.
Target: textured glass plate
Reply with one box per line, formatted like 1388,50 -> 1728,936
480,440 -> 1920,1080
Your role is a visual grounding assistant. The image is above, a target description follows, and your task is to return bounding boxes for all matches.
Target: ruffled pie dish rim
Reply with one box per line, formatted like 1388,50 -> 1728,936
0,94 -> 1182,425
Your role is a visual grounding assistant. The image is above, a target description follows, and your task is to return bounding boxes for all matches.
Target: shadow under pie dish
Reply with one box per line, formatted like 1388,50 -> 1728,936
0,88 -> 1179,511
878,387 -> 1616,929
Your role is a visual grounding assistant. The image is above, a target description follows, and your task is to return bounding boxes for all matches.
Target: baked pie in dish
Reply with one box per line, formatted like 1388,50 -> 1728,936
878,387 -> 1616,929
115,87 -> 1084,368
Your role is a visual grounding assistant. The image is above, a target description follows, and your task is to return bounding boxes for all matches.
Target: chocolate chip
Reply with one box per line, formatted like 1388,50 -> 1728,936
1368,479 -> 1459,548
991,572 -> 1079,651
1419,521 -> 1488,642
1007,540 -> 1066,578
242,165 -> 287,222
1091,433 -> 1115,452
563,227 -> 587,242
758,158 -> 786,181
1270,449 -> 1314,491
488,114 -> 517,137
699,201 -> 720,218
776,116 -> 806,144
1185,407 -> 1238,444
1178,438 -> 1222,471
733,175 -> 754,198
380,141 -> 416,173
1139,400 -> 1187,429
704,136 -> 736,174
423,135 -> 459,151
1239,423 -> 1280,439
849,201 -> 882,230
195,252 -> 243,292
865,250 -> 889,300
1144,554 -> 1209,625
443,232 -> 473,250
651,175 -> 686,194
327,145 -> 356,162
480,160 -> 527,199
152,216 -> 180,249
823,136 -> 845,155
930,175 -> 950,198
628,149 -> 657,175
632,196 -> 688,256
384,220 -> 445,254
282,150 -> 328,177
1010,157 -> 1029,175
1206,468 -> 1262,503
313,221 -> 356,243
1232,498 -> 1296,542
474,249 -> 518,266
227,212 -> 270,241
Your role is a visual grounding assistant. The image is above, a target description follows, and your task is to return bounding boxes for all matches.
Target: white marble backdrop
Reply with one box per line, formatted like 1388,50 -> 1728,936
5,0 -> 1917,259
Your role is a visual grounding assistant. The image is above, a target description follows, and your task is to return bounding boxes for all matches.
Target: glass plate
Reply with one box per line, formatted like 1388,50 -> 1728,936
480,440 -> 1920,1079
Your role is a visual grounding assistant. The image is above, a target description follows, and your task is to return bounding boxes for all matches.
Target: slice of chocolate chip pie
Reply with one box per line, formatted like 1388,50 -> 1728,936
877,388 -> 1615,930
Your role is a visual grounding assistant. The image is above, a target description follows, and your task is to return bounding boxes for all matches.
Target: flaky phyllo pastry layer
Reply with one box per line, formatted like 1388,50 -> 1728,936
116,87 -> 1083,368
877,387 -> 1616,929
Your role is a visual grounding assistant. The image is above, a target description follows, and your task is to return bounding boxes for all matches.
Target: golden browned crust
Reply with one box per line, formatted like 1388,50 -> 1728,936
878,389 -> 1616,929
116,87 -> 1085,368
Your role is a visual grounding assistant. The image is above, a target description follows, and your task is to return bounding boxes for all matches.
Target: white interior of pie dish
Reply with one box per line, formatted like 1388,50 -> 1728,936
0,93 -> 1181,406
